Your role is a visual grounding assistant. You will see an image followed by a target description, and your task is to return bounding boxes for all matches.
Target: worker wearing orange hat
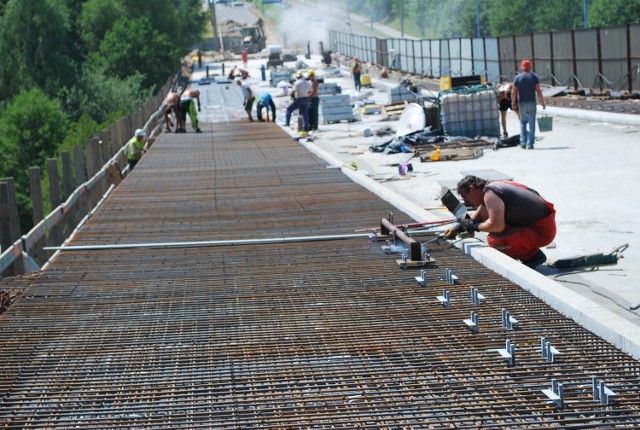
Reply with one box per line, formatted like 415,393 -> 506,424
307,70 -> 320,131
511,59 -> 545,149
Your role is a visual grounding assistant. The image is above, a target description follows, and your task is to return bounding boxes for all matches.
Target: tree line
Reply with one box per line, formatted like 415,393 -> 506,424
0,0 -> 207,231
344,0 -> 640,39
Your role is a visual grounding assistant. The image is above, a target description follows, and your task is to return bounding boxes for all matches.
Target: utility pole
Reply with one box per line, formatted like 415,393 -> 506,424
583,0 -> 588,28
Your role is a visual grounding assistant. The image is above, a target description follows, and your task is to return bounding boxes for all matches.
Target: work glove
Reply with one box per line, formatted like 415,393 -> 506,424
443,225 -> 459,240
459,218 -> 479,234
443,219 -> 478,240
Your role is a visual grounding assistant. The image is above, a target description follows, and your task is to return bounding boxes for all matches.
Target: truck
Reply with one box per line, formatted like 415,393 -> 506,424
240,18 -> 266,54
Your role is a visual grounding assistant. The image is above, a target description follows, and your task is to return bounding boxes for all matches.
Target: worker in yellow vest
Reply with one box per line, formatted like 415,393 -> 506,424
126,129 -> 146,171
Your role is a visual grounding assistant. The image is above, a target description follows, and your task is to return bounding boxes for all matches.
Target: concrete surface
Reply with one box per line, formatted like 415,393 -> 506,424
190,50 -> 640,359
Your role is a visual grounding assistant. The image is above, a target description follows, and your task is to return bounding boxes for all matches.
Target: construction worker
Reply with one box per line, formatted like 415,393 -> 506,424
162,91 -> 180,132
235,78 -> 254,121
511,59 -> 545,149
285,71 -> 311,136
126,129 -> 146,171
444,175 -> 556,268
351,57 -> 362,91
307,70 -> 319,131
256,92 -> 276,122
178,88 -> 202,133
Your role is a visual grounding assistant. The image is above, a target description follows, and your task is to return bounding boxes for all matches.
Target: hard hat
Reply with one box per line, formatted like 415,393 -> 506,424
295,71 -> 302,78
308,69 -> 315,75
135,129 -> 145,137
521,59 -> 532,71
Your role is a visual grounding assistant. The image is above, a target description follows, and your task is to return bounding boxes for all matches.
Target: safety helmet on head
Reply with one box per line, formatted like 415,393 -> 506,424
135,128 -> 145,137
308,69 -> 315,76
295,71 -> 302,78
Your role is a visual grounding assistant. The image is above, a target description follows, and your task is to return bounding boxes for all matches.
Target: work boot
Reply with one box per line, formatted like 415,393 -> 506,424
522,250 -> 547,268
196,128 -> 202,133
165,127 -> 172,133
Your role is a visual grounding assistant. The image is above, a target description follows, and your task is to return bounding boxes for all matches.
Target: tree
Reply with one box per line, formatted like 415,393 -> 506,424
589,0 -> 640,27
0,0 -> 77,100
0,88 -> 68,229
90,16 -> 177,90
78,0 -> 126,53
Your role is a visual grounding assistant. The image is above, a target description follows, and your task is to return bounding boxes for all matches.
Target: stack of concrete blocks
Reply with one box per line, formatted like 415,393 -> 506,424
320,94 -> 356,124
439,89 -> 500,138
389,85 -> 422,103
317,83 -> 342,96
270,70 -> 292,87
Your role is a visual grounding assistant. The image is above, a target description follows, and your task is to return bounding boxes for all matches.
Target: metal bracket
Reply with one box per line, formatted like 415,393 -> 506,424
436,289 -> 451,307
471,287 -> 484,305
445,269 -> 458,285
463,311 -> 478,333
501,309 -> 518,331
541,379 -> 564,408
493,339 -> 516,367
415,270 -> 427,287
540,337 -> 561,362
592,377 -> 616,405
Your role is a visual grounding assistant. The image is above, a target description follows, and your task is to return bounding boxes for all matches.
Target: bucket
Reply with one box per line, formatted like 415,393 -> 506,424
538,114 -> 553,132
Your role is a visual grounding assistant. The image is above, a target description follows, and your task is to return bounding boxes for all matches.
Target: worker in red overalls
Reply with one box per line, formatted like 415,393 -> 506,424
444,175 -> 556,268
241,48 -> 248,68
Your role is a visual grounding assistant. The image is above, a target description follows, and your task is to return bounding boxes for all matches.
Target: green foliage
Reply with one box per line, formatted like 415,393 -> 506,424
90,16 -> 178,90
589,0 -> 640,27
0,88 -> 68,229
78,0 -> 126,52
0,0 -> 78,100
59,65 -> 147,124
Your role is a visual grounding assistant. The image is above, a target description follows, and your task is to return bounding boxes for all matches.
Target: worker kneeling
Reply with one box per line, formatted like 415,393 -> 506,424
444,175 -> 556,268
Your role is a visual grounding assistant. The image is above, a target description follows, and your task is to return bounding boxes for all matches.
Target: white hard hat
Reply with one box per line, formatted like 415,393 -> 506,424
135,128 -> 145,137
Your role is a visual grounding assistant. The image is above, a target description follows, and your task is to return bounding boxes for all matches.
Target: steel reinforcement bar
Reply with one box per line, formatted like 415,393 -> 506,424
0,123 -> 638,428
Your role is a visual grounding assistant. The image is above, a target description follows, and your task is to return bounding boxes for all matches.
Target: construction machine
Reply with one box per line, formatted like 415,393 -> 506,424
240,18 -> 266,54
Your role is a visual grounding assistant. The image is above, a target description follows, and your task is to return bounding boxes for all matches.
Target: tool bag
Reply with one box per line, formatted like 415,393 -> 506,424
537,113 -> 553,132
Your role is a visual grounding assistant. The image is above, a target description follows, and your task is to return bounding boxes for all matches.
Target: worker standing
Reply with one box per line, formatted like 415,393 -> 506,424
351,57 -> 362,92
126,129 -> 147,171
511,59 -> 545,149
444,175 -> 556,268
256,92 -> 276,122
235,78 -> 254,121
241,48 -> 249,68
307,70 -> 320,131
285,71 -> 311,136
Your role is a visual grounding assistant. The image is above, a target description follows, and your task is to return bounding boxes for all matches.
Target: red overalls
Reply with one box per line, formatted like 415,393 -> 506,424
485,181 -> 556,262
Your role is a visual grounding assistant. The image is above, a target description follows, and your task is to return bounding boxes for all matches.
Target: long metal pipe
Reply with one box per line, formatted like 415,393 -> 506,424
44,233 -> 372,251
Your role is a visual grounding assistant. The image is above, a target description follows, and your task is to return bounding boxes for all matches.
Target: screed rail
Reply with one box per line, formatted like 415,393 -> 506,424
0,123 -> 639,428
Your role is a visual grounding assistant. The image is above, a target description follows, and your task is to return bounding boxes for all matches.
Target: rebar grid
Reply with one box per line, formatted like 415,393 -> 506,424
1,123 -> 639,429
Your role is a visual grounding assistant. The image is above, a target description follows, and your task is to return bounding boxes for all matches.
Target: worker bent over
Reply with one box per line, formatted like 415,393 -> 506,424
445,175 -> 556,268
256,92 -> 276,122
126,129 -> 147,171
178,88 -> 202,133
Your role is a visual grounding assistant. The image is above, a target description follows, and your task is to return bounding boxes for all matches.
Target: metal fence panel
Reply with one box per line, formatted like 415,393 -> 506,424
329,23 -> 639,91
533,32 -> 553,85
632,24 -> 640,92
552,30 -> 574,87
439,39 -> 449,77
600,26 -> 628,90
461,38 -> 473,76
498,36 -> 516,80
574,28 -> 599,89
449,38 -> 461,76
484,38 -> 500,83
